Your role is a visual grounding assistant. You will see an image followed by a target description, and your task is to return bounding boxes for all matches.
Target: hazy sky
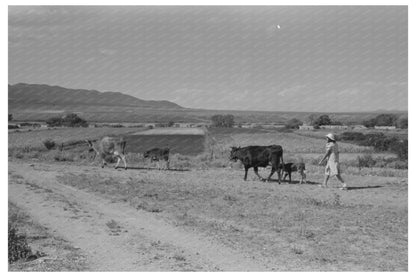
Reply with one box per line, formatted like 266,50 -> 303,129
9,6 -> 407,112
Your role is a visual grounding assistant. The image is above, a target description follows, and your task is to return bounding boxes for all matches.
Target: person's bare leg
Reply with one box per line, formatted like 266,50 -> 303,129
336,174 -> 348,190
335,174 -> 344,184
320,175 -> 330,187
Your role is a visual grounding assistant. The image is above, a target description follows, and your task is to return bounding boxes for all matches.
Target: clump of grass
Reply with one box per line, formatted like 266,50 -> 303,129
172,253 -> 186,261
54,152 -> 75,162
8,224 -> 33,263
291,245 -> 304,255
8,223 -> 44,263
357,154 -> 377,169
43,139 -> 56,150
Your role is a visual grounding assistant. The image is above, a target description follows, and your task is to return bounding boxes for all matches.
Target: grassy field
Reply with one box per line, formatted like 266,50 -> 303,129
8,127 -> 144,149
124,134 -> 206,155
55,166 -> 407,271
8,126 -> 408,270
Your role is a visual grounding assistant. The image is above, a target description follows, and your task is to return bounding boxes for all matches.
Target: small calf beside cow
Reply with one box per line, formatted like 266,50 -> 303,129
142,147 -> 170,170
278,162 -> 307,184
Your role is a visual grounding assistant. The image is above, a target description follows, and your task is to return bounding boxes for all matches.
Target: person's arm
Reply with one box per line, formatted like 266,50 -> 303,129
319,148 -> 331,165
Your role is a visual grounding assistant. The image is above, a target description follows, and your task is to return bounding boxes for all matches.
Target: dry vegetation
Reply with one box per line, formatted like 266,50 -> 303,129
8,201 -> 87,271
8,126 -> 407,270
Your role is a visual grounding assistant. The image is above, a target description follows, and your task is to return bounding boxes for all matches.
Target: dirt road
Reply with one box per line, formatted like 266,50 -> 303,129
8,162 -> 270,271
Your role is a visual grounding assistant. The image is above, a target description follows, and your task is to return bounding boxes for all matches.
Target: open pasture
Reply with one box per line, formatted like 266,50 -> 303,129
52,163 -> 407,271
8,126 -> 407,270
208,128 -> 372,155
124,134 -> 205,156
8,127 -> 143,149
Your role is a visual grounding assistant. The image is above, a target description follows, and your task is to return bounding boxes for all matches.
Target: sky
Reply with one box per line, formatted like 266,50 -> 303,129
8,6 -> 408,112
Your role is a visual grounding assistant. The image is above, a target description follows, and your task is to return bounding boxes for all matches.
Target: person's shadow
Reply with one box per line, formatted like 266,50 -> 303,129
345,185 -> 383,190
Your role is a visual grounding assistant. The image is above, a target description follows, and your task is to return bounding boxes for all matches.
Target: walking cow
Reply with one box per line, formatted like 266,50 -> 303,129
229,145 -> 284,183
86,137 -> 127,170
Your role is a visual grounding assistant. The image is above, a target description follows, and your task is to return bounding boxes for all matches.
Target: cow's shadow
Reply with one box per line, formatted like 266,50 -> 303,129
262,178 -> 319,185
345,185 -> 383,190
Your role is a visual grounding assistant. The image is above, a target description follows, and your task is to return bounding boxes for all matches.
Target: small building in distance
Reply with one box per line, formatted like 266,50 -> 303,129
351,125 -> 367,130
320,125 -> 349,130
375,126 -> 397,130
299,124 -> 314,130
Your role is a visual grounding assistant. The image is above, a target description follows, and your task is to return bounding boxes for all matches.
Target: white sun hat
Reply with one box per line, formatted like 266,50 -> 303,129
326,133 -> 335,141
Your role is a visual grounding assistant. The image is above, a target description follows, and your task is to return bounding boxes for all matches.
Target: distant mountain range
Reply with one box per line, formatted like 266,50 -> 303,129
8,83 -> 183,110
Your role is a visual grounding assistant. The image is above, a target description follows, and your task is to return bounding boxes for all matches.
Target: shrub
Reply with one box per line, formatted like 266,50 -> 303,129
54,152 -> 75,162
211,114 -> 235,128
390,139 -> 408,160
340,132 -> 366,142
46,113 -> 88,128
396,117 -> 408,129
43,139 -> 56,150
385,160 -> 408,170
314,114 -> 332,126
285,118 -> 303,129
8,224 -> 33,263
357,154 -> 377,169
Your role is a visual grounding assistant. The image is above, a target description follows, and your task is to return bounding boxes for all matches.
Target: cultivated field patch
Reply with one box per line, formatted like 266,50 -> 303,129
133,127 -> 206,135
8,127 -> 143,149
124,134 -> 206,156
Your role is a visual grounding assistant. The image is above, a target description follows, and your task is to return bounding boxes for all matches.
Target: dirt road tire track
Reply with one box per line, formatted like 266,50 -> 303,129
8,162 -> 270,271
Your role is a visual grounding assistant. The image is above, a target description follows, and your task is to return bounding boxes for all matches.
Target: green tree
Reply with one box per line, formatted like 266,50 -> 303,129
374,114 -> 398,126
8,114 -> 13,121
314,114 -> 332,126
46,113 -> 88,127
211,114 -> 235,128
396,117 -> 408,129
285,118 -> 303,129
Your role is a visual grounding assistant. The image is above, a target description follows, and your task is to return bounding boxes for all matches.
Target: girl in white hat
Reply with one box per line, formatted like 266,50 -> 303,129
318,133 -> 348,190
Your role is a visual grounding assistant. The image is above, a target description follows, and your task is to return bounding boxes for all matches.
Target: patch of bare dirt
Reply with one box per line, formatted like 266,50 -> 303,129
8,162 -> 270,271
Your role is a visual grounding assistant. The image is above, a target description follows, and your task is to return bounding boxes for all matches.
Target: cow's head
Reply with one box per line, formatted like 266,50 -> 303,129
143,150 -> 150,158
229,146 -> 241,161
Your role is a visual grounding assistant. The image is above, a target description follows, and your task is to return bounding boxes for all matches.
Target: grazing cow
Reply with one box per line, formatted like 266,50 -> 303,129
229,145 -> 284,183
278,162 -> 306,184
86,137 -> 127,169
143,148 -> 170,170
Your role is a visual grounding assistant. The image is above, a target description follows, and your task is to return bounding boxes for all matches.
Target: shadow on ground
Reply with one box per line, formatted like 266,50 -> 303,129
346,185 -> 383,190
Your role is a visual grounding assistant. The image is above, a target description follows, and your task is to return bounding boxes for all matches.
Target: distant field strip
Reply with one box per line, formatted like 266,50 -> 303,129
124,134 -> 206,155
215,132 -> 371,153
8,127 -> 143,148
133,128 -> 206,135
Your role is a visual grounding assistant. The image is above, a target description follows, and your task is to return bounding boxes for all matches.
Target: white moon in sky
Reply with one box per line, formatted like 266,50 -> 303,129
277,25 -> 281,29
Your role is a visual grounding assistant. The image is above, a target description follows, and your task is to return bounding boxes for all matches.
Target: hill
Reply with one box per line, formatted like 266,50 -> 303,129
8,83 -> 183,110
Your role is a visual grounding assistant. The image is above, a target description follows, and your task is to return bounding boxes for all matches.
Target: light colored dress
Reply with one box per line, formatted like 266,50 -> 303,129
325,142 -> 340,176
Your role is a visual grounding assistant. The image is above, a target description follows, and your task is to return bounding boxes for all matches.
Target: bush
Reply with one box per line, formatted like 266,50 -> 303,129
46,113 -> 88,128
357,154 -> 377,169
211,114 -> 235,128
390,139 -> 408,160
43,139 -> 56,150
8,224 -> 33,263
285,118 -> 303,129
314,114 -> 332,126
363,113 -> 399,128
396,117 -> 408,129
340,132 -> 366,142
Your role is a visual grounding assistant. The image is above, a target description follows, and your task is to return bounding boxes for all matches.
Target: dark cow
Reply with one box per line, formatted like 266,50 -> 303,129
86,137 -> 127,169
278,162 -> 306,184
143,148 -> 170,170
230,145 -> 284,183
